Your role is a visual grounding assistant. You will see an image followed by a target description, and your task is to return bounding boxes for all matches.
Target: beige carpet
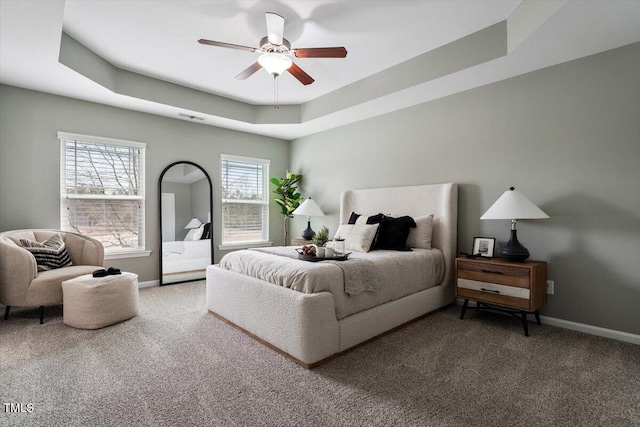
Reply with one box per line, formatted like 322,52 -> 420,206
1,281 -> 638,427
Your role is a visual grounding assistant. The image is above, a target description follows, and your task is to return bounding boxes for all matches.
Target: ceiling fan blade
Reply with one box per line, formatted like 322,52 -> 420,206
198,39 -> 256,53
235,62 -> 263,80
293,47 -> 348,58
265,12 -> 284,46
288,62 -> 314,85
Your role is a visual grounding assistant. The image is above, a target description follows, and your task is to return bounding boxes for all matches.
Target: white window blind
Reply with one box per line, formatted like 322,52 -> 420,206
221,154 -> 269,245
58,132 -> 146,254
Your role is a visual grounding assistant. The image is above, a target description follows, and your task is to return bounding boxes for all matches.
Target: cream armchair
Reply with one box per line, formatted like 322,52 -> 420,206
0,230 -> 104,324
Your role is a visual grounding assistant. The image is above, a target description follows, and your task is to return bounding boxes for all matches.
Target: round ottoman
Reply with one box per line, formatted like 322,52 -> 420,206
62,272 -> 139,329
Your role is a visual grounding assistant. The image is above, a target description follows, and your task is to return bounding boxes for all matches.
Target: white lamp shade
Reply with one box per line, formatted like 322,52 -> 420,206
480,188 -> 549,220
185,217 -> 203,229
292,198 -> 325,217
258,53 -> 292,76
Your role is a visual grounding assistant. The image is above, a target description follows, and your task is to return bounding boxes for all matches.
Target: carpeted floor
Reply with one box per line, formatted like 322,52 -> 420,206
1,281 -> 638,427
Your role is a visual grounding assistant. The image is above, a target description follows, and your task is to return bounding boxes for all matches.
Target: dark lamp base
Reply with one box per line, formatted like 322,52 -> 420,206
301,221 -> 315,240
499,229 -> 530,262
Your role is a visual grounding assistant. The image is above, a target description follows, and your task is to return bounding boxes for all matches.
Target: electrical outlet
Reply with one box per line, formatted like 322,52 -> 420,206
546,280 -> 555,295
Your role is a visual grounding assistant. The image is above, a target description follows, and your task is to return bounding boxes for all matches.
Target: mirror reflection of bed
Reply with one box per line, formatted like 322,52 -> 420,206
159,162 -> 213,285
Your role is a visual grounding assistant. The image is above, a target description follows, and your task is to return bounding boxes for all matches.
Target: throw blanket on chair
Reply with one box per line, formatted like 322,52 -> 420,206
248,247 -> 381,295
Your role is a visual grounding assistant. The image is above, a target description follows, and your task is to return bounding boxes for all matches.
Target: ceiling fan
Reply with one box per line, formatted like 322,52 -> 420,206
198,12 -> 348,86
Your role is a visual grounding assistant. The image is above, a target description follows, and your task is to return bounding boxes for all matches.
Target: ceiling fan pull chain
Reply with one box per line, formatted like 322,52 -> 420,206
273,75 -> 279,109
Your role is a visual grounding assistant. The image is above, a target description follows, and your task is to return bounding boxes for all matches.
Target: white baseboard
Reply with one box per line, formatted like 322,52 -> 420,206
538,315 -> 640,345
454,298 -> 639,345
138,280 -> 159,289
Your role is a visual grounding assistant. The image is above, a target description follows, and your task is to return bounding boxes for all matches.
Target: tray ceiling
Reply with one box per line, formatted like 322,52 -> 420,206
1,1 -> 638,139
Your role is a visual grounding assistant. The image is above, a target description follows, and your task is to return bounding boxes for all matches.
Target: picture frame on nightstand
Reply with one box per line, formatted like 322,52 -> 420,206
472,237 -> 495,258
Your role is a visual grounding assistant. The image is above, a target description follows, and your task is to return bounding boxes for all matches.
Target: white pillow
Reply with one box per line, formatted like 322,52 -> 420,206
354,215 -> 368,225
334,223 -> 379,253
184,226 -> 204,241
334,224 -> 352,240
406,214 -> 434,249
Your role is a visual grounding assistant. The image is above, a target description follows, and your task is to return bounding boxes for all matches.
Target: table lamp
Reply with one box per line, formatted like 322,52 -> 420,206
480,187 -> 549,262
292,198 -> 325,240
185,217 -> 202,229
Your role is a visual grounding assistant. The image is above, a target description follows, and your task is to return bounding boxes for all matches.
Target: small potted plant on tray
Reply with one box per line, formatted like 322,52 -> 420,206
312,226 -> 330,248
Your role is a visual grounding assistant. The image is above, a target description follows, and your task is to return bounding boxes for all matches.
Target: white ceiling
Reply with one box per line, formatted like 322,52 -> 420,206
1,1 -> 639,140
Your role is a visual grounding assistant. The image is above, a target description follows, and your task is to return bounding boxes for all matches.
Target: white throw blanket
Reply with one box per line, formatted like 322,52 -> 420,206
249,247 -> 380,295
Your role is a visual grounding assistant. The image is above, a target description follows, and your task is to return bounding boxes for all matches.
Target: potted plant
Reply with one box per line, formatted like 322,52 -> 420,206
270,171 -> 303,244
312,226 -> 330,248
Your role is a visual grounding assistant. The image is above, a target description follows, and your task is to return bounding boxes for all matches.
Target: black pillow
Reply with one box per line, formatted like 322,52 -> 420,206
200,223 -> 212,239
347,212 -> 361,224
376,215 -> 417,251
365,213 -> 385,225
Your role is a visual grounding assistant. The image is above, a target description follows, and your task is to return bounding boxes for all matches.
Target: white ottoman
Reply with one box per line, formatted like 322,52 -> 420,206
62,272 -> 139,329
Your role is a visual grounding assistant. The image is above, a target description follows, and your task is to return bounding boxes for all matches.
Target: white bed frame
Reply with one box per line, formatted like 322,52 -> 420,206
206,183 -> 458,368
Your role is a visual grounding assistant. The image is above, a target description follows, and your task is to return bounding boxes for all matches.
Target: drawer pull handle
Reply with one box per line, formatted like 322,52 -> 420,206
481,269 -> 502,274
480,288 -> 500,294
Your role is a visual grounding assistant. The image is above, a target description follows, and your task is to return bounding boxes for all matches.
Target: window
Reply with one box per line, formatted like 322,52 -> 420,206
221,154 -> 270,246
58,132 -> 147,256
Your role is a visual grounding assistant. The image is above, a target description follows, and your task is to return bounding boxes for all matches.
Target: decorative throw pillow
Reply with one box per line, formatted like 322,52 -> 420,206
184,226 -> 204,241
334,224 -> 353,241
334,224 -> 379,253
200,223 -> 212,240
19,233 -> 73,272
355,213 -> 385,249
376,215 -> 417,251
406,214 -> 434,249
347,212 -> 361,224
366,213 -> 385,225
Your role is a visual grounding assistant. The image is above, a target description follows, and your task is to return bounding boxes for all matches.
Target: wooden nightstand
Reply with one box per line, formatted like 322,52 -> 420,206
290,238 -> 312,246
456,257 -> 547,336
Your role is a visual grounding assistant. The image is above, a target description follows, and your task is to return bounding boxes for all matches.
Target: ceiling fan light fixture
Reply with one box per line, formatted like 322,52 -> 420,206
258,53 -> 292,76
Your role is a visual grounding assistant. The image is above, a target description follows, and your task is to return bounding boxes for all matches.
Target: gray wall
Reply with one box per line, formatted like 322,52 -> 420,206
0,85 -> 289,282
290,43 -> 640,334
161,182 -> 192,241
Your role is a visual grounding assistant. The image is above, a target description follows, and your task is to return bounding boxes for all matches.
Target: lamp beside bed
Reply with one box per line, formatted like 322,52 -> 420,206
292,198 -> 325,240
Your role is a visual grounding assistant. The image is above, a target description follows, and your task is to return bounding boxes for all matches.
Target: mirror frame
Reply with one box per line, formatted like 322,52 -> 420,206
158,161 -> 214,286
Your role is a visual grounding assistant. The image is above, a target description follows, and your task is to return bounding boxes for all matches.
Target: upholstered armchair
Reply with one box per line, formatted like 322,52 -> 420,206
0,230 -> 104,324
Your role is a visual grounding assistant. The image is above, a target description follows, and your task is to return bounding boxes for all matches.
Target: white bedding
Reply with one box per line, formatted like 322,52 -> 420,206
162,239 -> 211,274
218,247 -> 444,320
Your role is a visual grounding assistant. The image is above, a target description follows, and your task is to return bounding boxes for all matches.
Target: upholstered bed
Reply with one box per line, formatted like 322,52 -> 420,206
206,183 -> 458,368
162,239 -> 211,284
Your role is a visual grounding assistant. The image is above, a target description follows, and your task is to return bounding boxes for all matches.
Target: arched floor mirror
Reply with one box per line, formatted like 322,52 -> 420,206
159,161 -> 214,285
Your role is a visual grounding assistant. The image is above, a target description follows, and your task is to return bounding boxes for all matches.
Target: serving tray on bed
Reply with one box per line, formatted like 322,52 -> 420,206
297,253 -> 351,262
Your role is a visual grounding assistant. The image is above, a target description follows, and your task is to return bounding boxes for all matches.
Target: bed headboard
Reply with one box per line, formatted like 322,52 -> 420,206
340,183 -> 458,292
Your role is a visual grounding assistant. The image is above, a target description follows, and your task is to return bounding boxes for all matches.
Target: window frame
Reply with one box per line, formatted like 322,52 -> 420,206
58,131 -> 150,259
219,154 -> 271,250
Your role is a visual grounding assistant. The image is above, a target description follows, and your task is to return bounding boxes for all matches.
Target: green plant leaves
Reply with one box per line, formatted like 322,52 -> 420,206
312,226 -> 330,247
271,171 -> 303,219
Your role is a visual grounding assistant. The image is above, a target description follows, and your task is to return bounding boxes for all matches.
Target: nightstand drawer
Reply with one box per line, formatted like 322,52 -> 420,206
457,260 -> 530,288
457,287 -> 530,310
457,278 -> 530,299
